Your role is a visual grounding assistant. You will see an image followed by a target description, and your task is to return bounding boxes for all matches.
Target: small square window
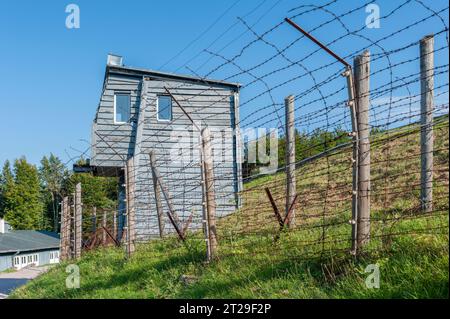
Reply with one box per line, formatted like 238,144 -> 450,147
157,96 -> 172,121
114,93 -> 131,123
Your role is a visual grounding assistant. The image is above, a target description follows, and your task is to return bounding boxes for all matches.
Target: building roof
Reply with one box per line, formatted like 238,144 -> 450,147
0,230 -> 59,254
107,64 -> 241,89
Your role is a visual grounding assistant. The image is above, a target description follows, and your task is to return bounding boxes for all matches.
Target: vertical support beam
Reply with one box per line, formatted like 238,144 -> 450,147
201,128 -> 218,261
102,209 -> 107,245
420,35 -> 434,213
149,151 -> 165,238
125,158 -> 136,258
285,95 -> 296,228
354,51 -> 371,247
343,67 -> 360,256
74,183 -> 82,260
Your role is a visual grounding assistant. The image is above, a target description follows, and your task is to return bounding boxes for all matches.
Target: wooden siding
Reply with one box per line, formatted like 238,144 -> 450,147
92,72 -> 240,240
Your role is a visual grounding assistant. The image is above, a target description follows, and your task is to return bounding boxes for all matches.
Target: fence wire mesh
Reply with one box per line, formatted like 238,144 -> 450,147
62,0 -> 448,264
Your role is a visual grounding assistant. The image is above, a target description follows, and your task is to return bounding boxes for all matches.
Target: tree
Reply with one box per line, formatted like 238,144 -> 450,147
4,158 -> 43,230
0,160 -> 13,217
39,154 -> 69,232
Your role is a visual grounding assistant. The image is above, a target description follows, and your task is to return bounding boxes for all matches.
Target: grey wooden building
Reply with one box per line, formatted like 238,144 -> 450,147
87,55 -> 242,240
0,219 -> 60,272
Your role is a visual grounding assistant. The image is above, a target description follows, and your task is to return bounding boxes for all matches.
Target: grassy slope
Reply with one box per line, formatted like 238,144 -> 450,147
11,118 -> 449,299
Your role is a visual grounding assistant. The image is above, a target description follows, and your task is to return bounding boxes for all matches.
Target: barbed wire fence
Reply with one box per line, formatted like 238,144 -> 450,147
60,0 -> 448,266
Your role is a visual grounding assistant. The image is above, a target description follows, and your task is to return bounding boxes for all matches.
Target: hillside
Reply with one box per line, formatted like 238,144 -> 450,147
10,117 -> 449,299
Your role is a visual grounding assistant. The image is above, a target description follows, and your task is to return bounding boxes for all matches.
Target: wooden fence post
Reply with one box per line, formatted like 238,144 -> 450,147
125,158 -> 136,258
102,209 -> 107,245
420,35 -> 434,213
113,210 -> 117,241
354,50 -> 371,248
201,128 -> 218,261
74,183 -> 82,260
69,195 -> 75,259
285,95 -> 296,228
59,197 -> 69,261
92,207 -> 97,234
149,151 -> 165,238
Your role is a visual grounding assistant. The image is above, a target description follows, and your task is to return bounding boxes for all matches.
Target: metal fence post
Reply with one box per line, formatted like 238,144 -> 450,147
201,127 -> 218,261
420,35 -> 434,213
285,95 -> 296,228
74,183 -> 82,260
354,51 -> 371,248
342,67 -> 360,256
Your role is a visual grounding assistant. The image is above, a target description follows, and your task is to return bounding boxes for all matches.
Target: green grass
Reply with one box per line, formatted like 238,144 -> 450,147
9,231 -> 449,298
10,117 -> 449,299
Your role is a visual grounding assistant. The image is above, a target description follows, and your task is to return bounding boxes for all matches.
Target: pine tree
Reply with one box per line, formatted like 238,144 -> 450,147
0,160 -> 13,217
4,158 -> 43,230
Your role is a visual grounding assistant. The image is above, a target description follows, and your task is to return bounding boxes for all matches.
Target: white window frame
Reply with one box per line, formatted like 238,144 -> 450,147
156,95 -> 172,122
13,256 -> 20,267
113,93 -> 131,124
49,251 -> 59,264
13,253 -> 39,269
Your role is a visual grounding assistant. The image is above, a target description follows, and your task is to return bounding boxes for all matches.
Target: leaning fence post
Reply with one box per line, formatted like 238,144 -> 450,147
354,50 -> 371,248
125,158 -> 136,258
74,183 -> 82,260
201,127 -> 218,261
420,35 -> 434,213
149,151 -> 165,238
285,95 -> 296,228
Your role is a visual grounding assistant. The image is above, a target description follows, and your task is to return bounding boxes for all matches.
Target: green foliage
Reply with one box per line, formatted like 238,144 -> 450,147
66,173 -> 117,210
3,158 -> 44,230
0,154 -> 118,231
39,154 -> 70,231
0,160 -> 13,217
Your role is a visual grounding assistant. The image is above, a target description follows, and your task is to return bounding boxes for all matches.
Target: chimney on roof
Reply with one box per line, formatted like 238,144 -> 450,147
0,218 -> 11,234
107,54 -> 123,67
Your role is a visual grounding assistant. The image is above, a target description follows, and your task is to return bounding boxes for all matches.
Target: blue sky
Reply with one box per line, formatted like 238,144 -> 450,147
0,0 -> 448,167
